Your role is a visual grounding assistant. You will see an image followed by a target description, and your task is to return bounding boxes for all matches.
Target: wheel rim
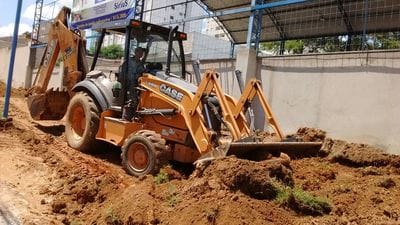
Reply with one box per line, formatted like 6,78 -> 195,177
70,104 -> 86,139
127,142 -> 150,173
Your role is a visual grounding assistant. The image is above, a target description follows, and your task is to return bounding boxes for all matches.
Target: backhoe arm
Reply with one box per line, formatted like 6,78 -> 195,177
233,79 -> 284,139
190,71 -> 243,141
27,7 -> 88,120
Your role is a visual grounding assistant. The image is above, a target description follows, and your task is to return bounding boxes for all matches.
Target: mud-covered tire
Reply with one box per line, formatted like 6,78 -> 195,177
121,130 -> 168,177
65,92 -> 100,153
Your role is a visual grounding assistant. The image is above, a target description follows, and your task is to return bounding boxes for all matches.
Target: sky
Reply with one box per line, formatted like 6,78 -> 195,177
0,0 -> 73,37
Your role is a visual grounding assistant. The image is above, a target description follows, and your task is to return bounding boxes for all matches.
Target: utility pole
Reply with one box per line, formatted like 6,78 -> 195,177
2,0 -> 23,119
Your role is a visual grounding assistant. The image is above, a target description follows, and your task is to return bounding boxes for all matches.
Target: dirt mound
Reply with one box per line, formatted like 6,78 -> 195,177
0,81 -> 26,98
3,96 -> 400,225
0,81 -> 6,96
322,138 -> 400,167
80,156 -> 299,225
292,127 -> 327,142
189,156 -> 293,200
288,127 -> 400,168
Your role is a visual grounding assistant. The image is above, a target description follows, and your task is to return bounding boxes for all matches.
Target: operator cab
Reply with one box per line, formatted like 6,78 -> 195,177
108,20 -> 188,81
92,20 -> 192,118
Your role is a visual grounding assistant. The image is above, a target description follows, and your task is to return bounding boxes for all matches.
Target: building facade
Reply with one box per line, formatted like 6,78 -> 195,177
94,0 -> 233,59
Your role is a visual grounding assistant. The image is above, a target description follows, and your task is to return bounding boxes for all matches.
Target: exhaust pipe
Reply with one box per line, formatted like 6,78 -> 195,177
235,70 -> 255,131
192,59 -> 202,85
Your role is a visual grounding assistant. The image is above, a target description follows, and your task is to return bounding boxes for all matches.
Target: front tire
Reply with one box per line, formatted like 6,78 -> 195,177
65,92 -> 100,153
121,130 -> 168,177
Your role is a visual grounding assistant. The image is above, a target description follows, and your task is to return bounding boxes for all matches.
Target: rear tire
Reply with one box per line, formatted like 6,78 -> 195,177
65,92 -> 100,153
121,130 -> 168,177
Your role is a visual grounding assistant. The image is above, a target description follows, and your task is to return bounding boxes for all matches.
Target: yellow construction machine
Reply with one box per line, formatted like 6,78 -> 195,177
27,7 -> 88,120
27,7 -> 321,176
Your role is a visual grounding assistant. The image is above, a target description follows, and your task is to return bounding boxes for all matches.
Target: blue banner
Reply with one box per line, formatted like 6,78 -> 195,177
71,0 -> 135,29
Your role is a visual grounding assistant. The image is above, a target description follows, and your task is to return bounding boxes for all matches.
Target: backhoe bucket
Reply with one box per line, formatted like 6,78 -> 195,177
27,88 -> 70,120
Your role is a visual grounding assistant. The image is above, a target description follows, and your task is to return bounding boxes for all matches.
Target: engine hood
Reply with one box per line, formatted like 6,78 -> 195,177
154,71 -> 198,93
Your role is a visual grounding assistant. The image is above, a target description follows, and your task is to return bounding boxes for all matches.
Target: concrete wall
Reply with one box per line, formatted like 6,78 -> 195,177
30,67 -> 63,90
4,45 -> 398,153
260,51 -> 400,154
185,51 -> 400,154
0,45 -> 66,89
0,46 -> 30,88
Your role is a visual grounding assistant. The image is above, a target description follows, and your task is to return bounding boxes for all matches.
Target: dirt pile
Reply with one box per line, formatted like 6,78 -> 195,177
0,81 -> 26,98
2,97 -> 400,225
322,138 -> 400,168
294,127 -> 327,142
188,156 -> 293,200
78,156 -> 300,225
291,127 -> 400,168
186,156 -> 332,216
0,102 -> 126,224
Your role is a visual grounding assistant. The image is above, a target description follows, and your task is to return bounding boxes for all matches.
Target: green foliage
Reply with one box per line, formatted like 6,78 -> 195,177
165,184 -> 180,207
89,44 -> 124,59
89,45 -> 96,55
100,44 -> 124,59
286,40 -> 304,54
261,40 -> 304,54
291,188 -> 331,212
275,185 -> 291,205
260,41 -> 280,54
274,183 -> 331,215
154,169 -> 169,185
371,33 -> 400,49
260,32 -> 400,55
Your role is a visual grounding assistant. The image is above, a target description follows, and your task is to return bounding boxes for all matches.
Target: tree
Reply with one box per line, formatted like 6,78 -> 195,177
100,44 -> 124,59
260,32 -> 400,56
260,40 -> 304,54
371,32 -> 400,49
88,44 -> 124,59
286,40 -> 304,54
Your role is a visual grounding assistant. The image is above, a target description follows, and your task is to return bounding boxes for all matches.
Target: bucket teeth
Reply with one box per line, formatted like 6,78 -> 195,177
194,143 -> 231,168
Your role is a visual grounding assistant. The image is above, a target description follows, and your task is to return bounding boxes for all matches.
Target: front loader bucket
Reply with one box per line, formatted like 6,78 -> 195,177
195,140 -> 323,166
27,88 -> 70,120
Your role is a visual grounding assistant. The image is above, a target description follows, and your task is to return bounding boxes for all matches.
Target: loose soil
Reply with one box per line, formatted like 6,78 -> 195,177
1,95 -> 400,225
0,81 -> 26,98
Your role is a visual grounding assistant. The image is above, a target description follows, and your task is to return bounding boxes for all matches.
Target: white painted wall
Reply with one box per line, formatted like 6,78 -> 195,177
188,50 -> 400,154
0,45 -> 63,89
3,45 -> 397,154
260,51 -> 400,154
0,46 -> 30,88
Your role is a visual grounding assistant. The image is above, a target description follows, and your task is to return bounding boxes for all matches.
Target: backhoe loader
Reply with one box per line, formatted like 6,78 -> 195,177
27,7 -> 322,176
